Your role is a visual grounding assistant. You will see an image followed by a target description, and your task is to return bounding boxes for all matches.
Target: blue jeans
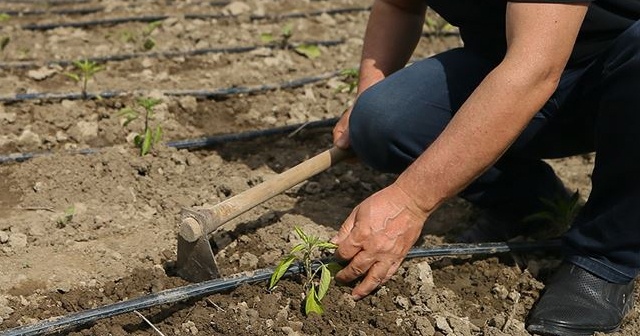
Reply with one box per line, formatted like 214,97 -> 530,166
348,21 -> 640,283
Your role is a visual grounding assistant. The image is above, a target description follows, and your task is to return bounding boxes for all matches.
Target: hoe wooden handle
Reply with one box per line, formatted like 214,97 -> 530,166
180,146 -> 351,242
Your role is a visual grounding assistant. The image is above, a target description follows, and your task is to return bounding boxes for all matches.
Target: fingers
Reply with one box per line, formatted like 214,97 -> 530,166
330,207 -> 357,245
351,261 -> 397,300
334,129 -> 350,149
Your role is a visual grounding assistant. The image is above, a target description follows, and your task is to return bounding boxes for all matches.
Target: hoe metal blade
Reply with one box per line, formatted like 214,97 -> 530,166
176,234 -> 220,282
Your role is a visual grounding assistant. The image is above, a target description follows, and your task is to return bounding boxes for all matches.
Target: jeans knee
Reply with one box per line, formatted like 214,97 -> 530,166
348,88 -> 406,173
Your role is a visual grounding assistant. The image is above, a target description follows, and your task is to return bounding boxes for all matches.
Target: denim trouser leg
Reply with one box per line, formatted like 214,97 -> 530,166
348,21 -> 640,282
563,21 -> 640,283
349,48 -> 578,220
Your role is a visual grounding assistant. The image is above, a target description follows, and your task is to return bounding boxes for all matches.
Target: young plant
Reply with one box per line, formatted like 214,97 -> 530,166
141,20 -> 162,51
336,68 -> 359,94
523,190 -> 582,238
64,59 -> 105,99
0,13 -> 11,23
269,227 -> 341,315
0,36 -> 9,52
55,206 -> 75,228
118,97 -> 163,156
260,24 -> 321,59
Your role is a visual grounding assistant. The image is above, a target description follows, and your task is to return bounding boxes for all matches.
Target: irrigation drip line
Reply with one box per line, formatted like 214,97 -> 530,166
0,39 -> 345,69
0,7 -> 103,16
0,240 -> 561,336
0,69 -> 341,103
21,6 -> 371,31
0,118 -> 339,164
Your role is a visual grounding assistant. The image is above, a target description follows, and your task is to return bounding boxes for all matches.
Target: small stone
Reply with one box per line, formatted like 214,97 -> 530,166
0,231 -> 9,244
434,315 -> 453,335
415,316 -> 436,336
178,96 -> 198,112
223,1 -> 250,16
27,67 -> 56,81
69,121 -> 98,142
18,129 -> 41,147
393,295 -> 411,310
303,181 -> 322,194
491,284 -> 509,300
8,233 -> 27,249
32,181 -> 44,192
239,252 -> 258,268
0,112 -> 16,123
55,131 -> 68,142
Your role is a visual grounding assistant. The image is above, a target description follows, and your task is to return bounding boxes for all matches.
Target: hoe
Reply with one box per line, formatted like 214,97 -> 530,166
175,146 -> 560,283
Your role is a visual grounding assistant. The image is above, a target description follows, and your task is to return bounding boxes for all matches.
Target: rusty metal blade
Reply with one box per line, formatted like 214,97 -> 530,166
176,235 -> 220,282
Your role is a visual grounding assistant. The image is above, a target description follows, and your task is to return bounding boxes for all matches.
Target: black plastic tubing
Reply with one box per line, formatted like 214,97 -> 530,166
0,240 -> 561,336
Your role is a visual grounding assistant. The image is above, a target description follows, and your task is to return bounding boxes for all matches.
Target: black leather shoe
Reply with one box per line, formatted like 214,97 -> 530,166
527,263 -> 635,336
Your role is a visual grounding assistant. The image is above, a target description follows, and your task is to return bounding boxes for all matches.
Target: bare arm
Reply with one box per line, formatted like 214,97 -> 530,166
333,2 -> 589,299
395,2 -> 589,213
333,0 -> 426,148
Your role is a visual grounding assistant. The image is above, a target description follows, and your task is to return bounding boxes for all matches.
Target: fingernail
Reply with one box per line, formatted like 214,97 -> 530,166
352,294 -> 362,301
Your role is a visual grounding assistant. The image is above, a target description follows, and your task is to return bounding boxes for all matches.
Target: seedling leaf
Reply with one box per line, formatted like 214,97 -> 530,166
326,262 -> 343,276
143,38 -> 156,51
0,36 -> 9,52
305,285 -> 324,315
294,44 -> 321,59
260,33 -> 274,44
153,125 -> 162,144
290,243 -> 305,254
269,254 -> 296,290
141,128 -> 152,156
316,242 -> 338,249
0,14 -> 11,23
294,226 -> 308,244
317,264 -> 331,300
64,72 -> 81,82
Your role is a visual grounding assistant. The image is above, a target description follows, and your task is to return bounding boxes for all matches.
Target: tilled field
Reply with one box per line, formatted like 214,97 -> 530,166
0,1 -> 638,335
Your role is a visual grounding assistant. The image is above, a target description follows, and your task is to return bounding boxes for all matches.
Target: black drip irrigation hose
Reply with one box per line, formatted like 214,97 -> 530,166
21,6 -> 371,31
0,240 -> 561,336
0,118 -> 339,164
0,39 -> 345,69
0,69 -> 341,103
0,7 -> 103,16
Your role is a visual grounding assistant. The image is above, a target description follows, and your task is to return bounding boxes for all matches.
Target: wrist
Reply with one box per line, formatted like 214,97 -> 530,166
393,174 -> 444,216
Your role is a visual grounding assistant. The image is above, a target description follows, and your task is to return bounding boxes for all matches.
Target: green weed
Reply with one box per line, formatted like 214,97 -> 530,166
523,190 -> 582,238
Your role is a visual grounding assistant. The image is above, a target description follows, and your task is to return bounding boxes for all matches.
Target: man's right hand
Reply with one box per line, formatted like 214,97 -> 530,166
333,107 -> 353,149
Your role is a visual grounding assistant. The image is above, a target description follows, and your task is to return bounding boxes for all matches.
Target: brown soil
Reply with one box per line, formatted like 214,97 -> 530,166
0,1 -> 638,336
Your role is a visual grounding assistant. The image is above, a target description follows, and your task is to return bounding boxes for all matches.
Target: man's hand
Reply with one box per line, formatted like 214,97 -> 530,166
331,183 -> 429,299
333,107 -> 352,149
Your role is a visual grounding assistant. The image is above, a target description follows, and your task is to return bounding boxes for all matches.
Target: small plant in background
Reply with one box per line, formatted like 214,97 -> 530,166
64,59 -> 105,99
141,20 -> 162,51
523,190 -> 582,238
336,68 -> 359,93
269,227 -> 341,315
0,36 -> 9,52
56,206 -> 75,228
118,97 -> 163,156
260,23 -> 321,59
0,13 -> 11,23
118,20 -> 162,51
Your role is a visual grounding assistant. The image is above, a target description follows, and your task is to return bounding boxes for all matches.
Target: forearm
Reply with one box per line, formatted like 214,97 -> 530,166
357,0 -> 426,93
395,60 -> 561,213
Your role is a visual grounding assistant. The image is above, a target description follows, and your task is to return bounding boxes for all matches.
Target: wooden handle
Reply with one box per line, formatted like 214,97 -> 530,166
180,146 -> 350,241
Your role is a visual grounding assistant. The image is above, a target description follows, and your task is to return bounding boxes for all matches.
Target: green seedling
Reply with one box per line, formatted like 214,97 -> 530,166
269,227 -> 341,315
0,13 -> 11,23
336,68 -> 359,94
56,206 -> 75,228
118,97 -> 163,156
64,59 -> 105,99
523,190 -> 582,238
141,21 -> 162,51
260,23 -> 321,59
0,36 -> 9,52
